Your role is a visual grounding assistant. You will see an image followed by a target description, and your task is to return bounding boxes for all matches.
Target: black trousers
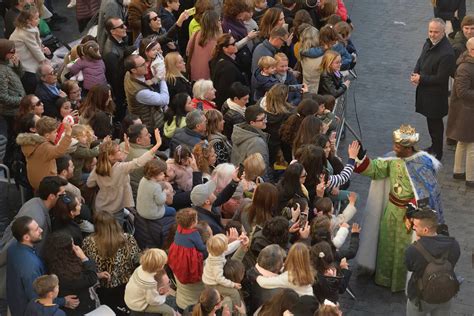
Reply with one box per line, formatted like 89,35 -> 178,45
427,117 -> 444,158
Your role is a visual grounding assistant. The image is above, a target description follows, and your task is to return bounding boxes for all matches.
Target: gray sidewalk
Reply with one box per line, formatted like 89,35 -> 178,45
339,0 -> 474,315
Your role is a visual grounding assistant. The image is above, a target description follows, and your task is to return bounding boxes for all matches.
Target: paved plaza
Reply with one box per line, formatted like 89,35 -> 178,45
338,0 -> 474,314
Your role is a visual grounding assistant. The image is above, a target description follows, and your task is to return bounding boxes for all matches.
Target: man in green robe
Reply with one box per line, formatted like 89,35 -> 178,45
354,125 -> 443,292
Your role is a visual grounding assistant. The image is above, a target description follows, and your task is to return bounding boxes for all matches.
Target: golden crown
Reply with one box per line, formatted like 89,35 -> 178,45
393,124 -> 419,147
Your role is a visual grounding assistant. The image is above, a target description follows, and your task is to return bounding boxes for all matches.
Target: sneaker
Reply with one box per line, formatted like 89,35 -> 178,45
67,0 -> 76,8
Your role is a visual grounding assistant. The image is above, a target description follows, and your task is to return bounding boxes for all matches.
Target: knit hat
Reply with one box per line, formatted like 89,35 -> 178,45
191,180 -> 217,206
0,39 -> 15,61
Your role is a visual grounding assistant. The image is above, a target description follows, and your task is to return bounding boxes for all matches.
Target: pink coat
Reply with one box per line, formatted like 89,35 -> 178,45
186,31 -> 217,81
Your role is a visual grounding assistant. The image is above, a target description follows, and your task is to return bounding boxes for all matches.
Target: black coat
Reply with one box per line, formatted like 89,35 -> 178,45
244,267 -> 281,315
166,76 -> 193,102
34,83 -> 61,118
221,101 -> 245,140
210,53 -> 247,109
433,0 -> 466,23
414,36 -> 455,118
57,260 -> 98,316
318,71 -> 347,98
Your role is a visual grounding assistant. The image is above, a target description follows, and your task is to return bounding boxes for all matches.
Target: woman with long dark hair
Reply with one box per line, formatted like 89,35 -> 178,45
186,10 -> 222,81
236,182 -> 278,234
292,116 -> 323,156
209,33 -> 247,108
279,97 -> 319,161
50,191 -> 83,246
78,84 -> 115,139
276,162 -> 308,212
163,92 -> 194,139
44,232 -> 100,316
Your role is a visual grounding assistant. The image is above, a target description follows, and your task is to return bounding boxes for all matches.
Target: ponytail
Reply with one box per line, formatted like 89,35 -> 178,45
95,140 -> 116,176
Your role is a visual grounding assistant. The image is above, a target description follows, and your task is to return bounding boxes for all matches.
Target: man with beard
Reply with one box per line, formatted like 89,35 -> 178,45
353,125 -> 444,293
411,18 -> 455,160
6,216 -> 79,315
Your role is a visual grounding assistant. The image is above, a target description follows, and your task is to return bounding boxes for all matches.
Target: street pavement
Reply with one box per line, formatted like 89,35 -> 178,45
338,0 -> 474,315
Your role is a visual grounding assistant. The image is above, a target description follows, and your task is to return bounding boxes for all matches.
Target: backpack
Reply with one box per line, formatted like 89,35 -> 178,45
414,241 -> 460,304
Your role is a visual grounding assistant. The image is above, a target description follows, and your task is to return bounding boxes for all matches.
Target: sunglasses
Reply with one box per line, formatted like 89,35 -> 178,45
150,16 -> 160,22
113,23 -> 126,29
35,100 -> 43,106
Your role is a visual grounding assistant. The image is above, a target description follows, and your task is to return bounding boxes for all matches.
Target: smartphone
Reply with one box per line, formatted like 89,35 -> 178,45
237,163 -> 244,178
299,212 -> 308,228
187,7 -> 196,16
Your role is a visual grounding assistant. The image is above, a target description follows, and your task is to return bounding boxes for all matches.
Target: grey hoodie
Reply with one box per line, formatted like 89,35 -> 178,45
230,123 -> 269,167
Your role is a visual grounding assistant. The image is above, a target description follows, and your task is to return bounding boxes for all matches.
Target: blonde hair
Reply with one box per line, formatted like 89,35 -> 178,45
285,242 -> 315,286
320,50 -> 340,73
193,79 -> 214,100
95,140 -> 118,177
165,52 -> 186,85
72,124 -> 88,139
299,26 -> 320,58
207,234 -> 228,256
265,84 -> 291,115
243,153 -> 265,181
140,248 -> 168,273
274,52 -> 288,63
258,56 -> 277,70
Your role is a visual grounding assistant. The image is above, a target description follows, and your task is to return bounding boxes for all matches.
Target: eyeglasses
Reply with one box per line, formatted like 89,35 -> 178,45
112,23 -> 126,29
150,16 -> 160,22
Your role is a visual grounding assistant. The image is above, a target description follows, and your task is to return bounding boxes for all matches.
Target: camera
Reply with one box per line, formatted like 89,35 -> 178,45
405,203 -> 419,219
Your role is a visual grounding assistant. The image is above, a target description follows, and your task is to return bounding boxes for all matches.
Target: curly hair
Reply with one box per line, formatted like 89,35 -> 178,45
43,232 -> 84,281
280,98 -> 318,146
262,216 -> 289,249
223,0 -> 253,18
193,141 -> 215,174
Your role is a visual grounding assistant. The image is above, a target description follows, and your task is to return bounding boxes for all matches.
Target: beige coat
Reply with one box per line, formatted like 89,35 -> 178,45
301,55 -> 323,94
9,27 -> 46,73
87,150 -> 154,213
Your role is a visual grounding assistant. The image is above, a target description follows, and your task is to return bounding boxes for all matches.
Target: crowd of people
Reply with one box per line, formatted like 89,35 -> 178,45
0,0 -> 469,315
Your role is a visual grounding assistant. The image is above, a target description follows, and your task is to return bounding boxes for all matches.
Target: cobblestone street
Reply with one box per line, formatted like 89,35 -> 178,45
338,0 -> 474,315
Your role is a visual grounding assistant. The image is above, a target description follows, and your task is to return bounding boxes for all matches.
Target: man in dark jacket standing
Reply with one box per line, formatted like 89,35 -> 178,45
411,18 -> 455,160
405,209 -> 460,316
103,17 -> 129,122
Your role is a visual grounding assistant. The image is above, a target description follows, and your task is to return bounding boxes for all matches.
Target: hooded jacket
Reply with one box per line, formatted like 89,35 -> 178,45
16,133 -> 72,190
231,123 -> 269,167
405,235 -> 460,300
252,68 -> 279,100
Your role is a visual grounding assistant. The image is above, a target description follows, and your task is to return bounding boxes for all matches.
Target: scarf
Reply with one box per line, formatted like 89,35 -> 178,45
226,99 -> 246,116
